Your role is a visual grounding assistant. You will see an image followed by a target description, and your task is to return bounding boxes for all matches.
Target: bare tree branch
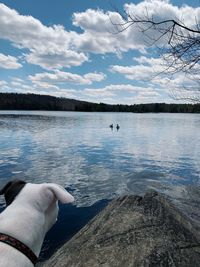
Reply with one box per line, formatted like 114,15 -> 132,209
110,8 -> 200,102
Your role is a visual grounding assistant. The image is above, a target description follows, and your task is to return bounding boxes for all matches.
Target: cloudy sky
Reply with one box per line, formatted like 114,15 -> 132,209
0,0 -> 199,104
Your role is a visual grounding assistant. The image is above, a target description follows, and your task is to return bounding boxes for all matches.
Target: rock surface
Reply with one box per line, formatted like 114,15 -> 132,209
42,191 -> 200,267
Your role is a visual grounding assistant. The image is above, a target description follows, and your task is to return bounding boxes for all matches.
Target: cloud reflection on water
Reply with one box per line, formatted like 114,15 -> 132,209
0,111 -> 199,209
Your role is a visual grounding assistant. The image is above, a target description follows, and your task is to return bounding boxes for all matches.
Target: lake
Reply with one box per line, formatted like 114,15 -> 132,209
0,111 -> 199,260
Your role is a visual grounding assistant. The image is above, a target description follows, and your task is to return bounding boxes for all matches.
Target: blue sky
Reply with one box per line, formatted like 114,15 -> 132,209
0,0 -> 199,104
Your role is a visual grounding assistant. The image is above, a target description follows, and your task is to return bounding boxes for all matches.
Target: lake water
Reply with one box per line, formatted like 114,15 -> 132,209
0,111 -> 200,260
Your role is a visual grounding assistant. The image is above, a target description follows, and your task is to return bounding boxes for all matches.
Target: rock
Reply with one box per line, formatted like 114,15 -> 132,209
42,191 -> 200,267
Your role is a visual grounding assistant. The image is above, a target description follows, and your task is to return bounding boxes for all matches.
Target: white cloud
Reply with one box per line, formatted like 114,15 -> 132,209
1,77 -> 171,104
0,53 -> 22,69
134,56 -> 163,66
0,4 -> 69,50
52,89 -> 80,99
123,1 -> 200,49
83,72 -> 106,82
97,84 -> 148,92
84,88 -> 115,98
139,90 -> 160,97
11,81 -> 23,87
110,55 -> 200,101
110,63 -> 162,81
125,1 -> 200,29
29,70 -> 106,88
71,1 -> 200,56
81,87 -> 164,104
0,80 -> 7,88
1,1 -> 200,70
11,77 -> 24,83
0,3 -> 88,69
34,82 -> 60,90
83,83 -> 160,99
71,9 -> 145,54
0,78 -> 80,98
1,1 -> 199,104
73,8 -> 110,33
25,50 -> 88,70
110,56 -> 177,82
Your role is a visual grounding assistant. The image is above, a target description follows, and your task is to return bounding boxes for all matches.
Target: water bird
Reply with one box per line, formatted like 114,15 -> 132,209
116,124 -> 120,130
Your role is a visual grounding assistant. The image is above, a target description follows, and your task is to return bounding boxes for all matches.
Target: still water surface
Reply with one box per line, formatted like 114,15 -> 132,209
0,111 -> 199,259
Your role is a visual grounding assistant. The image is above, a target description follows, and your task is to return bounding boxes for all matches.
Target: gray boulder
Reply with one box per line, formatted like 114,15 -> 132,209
42,191 -> 200,267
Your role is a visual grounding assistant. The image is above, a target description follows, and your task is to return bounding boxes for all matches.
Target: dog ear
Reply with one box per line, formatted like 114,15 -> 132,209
46,183 -> 74,204
0,180 -> 26,206
0,181 -> 13,195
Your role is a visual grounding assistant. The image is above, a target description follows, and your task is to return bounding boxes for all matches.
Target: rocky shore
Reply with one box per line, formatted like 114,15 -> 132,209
41,191 -> 200,267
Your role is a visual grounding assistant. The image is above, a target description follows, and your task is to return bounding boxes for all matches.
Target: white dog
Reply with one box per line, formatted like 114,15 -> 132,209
0,180 -> 74,267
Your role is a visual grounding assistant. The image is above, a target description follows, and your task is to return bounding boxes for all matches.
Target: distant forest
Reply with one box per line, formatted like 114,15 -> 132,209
0,93 -> 200,113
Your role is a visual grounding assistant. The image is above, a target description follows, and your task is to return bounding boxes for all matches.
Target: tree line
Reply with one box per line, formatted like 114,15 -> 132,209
0,93 -> 199,113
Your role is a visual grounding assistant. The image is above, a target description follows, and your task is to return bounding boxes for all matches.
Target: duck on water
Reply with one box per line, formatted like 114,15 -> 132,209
109,124 -> 120,131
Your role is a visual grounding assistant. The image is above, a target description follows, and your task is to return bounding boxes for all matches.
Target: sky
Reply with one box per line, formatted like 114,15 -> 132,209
0,0 -> 199,104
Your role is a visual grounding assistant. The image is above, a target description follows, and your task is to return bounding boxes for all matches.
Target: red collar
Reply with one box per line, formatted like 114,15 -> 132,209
0,232 -> 38,265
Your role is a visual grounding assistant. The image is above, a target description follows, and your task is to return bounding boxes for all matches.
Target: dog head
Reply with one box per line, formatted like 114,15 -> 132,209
0,180 -> 74,231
